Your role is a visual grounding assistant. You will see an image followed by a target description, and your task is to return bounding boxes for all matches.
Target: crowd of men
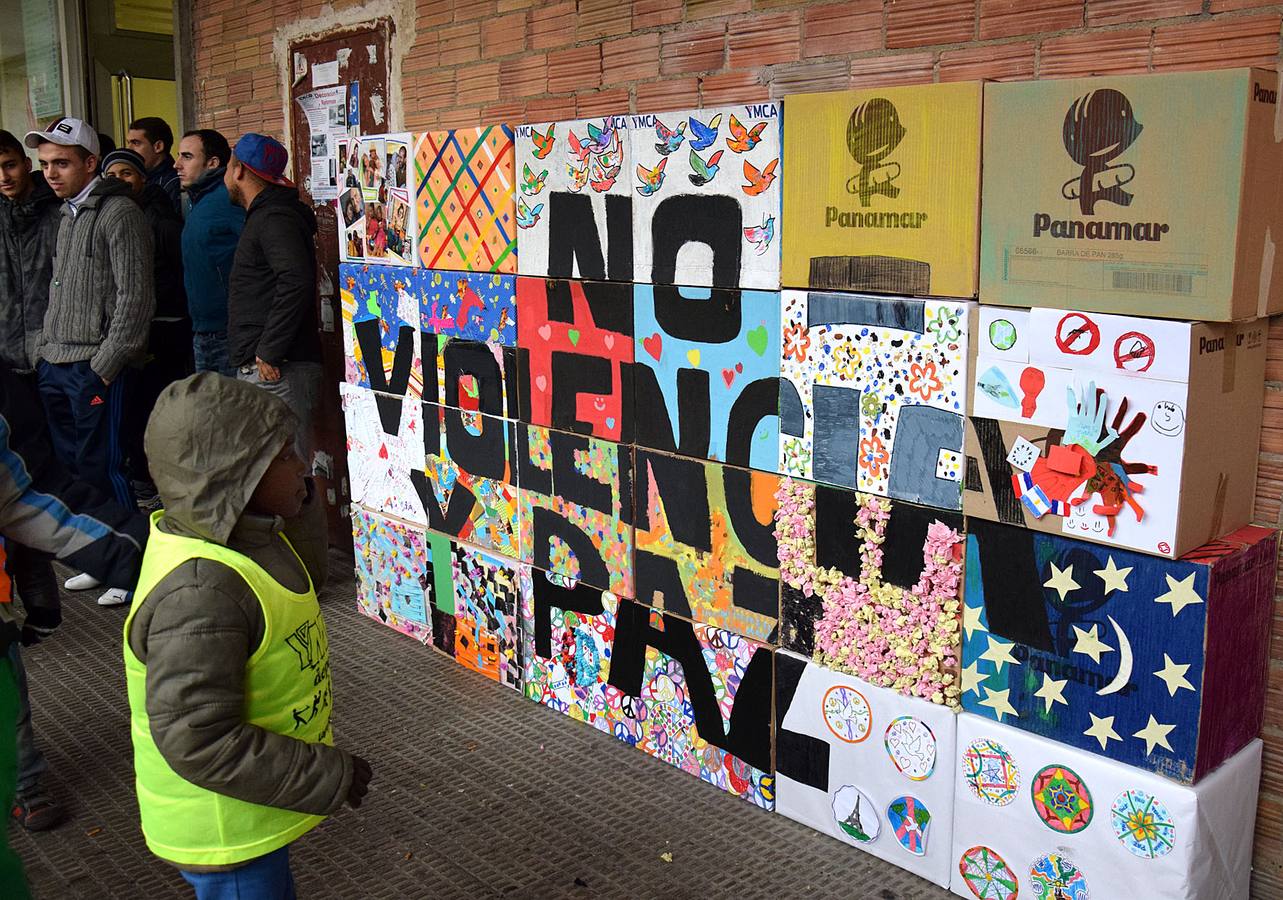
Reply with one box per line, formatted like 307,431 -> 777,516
0,114 -> 364,898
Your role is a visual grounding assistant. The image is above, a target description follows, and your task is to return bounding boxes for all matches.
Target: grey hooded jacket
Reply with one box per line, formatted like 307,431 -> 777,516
0,172 -> 61,371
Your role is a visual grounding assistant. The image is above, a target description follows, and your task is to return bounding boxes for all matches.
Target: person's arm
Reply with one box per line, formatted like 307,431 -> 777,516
91,201 -> 156,383
254,209 -> 315,368
137,563 -> 353,815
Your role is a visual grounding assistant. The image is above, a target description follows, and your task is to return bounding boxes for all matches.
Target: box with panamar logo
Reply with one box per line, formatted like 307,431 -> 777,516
781,83 -> 981,298
981,69 -> 1283,322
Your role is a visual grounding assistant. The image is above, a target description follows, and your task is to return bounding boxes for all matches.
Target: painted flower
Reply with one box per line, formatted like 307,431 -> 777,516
861,391 -> 882,419
926,306 -> 962,345
782,323 -> 811,362
908,360 -> 943,402
859,435 -> 889,476
782,437 -> 811,473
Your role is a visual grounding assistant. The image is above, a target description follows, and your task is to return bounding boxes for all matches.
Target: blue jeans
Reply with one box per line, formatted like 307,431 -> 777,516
180,845 -> 295,900
193,331 -> 234,377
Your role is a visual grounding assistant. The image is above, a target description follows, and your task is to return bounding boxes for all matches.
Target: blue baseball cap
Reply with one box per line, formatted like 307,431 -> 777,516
232,132 -> 293,187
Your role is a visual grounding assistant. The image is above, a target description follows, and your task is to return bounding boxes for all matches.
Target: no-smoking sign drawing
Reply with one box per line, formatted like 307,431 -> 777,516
1114,331 -> 1156,372
1055,312 -> 1101,355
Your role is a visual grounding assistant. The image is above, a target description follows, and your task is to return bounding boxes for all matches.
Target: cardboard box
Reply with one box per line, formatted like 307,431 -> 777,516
961,518 -> 1277,784
980,68 -> 1283,322
965,306 -> 1267,558
776,652 -> 958,888
781,83 -> 982,297
950,715 -> 1262,900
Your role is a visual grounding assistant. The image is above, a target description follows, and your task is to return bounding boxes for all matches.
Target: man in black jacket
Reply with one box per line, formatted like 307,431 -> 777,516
225,134 -> 322,458
126,117 -> 181,215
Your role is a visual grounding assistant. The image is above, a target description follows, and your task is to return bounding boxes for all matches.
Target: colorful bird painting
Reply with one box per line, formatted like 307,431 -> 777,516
636,157 -> 668,196
531,124 -> 555,160
654,118 -> 686,156
585,120 -> 616,153
516,197 -> 543,229
567,159 -> 589,192
743,215 -> 775,256
726,115 -> 768,153
742,157 -> 779,196
521,163 -> 547,196
590,162 -> 621,192
688,113 -> 723,151
566,130 -> 592,163
688,148 -> 723,186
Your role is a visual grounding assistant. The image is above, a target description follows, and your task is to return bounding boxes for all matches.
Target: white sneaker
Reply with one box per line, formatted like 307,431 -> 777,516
96,588 -> 130,607
64,573 -> 102,591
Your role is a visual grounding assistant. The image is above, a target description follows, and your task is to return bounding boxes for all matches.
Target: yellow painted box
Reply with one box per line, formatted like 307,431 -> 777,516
781,82 -> 982,298
980,68 -> 1283,322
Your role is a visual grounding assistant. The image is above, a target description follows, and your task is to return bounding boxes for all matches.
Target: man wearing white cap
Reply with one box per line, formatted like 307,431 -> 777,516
24,117 -> 155,607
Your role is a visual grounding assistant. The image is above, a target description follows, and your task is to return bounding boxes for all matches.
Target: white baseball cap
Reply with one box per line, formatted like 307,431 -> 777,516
24,117 -> 100,156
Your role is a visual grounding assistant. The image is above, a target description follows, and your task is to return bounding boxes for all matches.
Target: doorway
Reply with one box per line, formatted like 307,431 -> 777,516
85,0 -> 178,145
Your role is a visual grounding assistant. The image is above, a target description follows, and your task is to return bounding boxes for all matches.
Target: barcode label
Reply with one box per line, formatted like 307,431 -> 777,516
1111,270 -> 1193,294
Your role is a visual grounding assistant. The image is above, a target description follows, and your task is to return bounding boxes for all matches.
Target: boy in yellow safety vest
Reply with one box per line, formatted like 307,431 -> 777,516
124,373 -> 372,898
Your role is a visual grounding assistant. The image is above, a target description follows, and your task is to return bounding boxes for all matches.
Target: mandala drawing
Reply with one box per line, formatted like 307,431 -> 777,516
822,685 -> 872,743
1030,765 -> 1094,834
962,738 -> 1020,807
884,716 -> 937,781
1111,789 -> 1176,859
1029,853 -> 1088,900
958,845 -> 1018,899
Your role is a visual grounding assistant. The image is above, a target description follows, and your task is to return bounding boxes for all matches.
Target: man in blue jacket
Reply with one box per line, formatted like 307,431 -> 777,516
175,129 -> 244,376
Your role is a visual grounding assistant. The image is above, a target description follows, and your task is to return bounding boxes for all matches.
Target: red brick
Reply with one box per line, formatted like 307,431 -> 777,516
729,12 -> 802,68
940,40 -> 1036,81
1152,14 -> 1283,70
634,0 -> 683,29
438,21 -> 481,66
804,2 -> 882,59
417,0 -> 454,28
526,94 -> 578,123
457,61 -> 501,105
529,1 -> 576,51
699,69 -> 770,106
1039,29 -> 1151,77
769,59 -> 851,96
496,0 -> 534,11
416,69 -> 457,112
886,0 -> 975,49
1211,0 -> 1281,10
482,12 -> 526,59
439,106 -> 483,130
1087,0 -> 1203,26
577,87 -> 632,118
404,35 -> 440,75
603,32 -> 661,85
686,0 -> 753,19
637,77 -> 702,112
661,23 -> 727,76
980,0 -> 1082,39
499,53 -> 547,97
547,44 -> 603,95
578,0 -> 633,42
850,52 -> 936,87
481,100 -> 528,124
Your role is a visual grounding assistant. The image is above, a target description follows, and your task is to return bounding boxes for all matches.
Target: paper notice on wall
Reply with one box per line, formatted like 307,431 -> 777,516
312,59 -> 339,87
295,85 -> 347,201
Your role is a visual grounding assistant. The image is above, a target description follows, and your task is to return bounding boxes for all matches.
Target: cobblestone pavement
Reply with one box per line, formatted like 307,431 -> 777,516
11,553 -> 954,899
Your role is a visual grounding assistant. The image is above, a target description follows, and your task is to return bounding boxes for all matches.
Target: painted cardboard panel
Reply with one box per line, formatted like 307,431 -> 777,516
779,291 -> 971,511
517,423 -> 634,597
514,115 -> 634,281
516,277 -> 634,442
413,126 -> 517,273
628,102 -> 782,289
781,84 -> 981,296
418,270 -> 518,416
633,449 -> 780,642
339,131 -> 417,266
417,403 -> 520,560
339,262 -> 423,396
775,652 -> 957,888
950,715 -> 1262,900
776,477 -> 965,706
449,543 -> 527,690
521,574 -> 775,808
961,518 -> 1277,783
632,284 -> 781,471
351,507 -> 452,645
339,382 -> 426,526
980,68 -> 1283,322
964,307 -> 1267,558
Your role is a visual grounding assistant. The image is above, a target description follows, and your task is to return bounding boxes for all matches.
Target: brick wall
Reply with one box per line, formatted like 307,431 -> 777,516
192,0 -> 1283,894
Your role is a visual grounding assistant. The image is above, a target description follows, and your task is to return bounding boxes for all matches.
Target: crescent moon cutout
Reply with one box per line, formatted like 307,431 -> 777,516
1098,614 -> 1133,696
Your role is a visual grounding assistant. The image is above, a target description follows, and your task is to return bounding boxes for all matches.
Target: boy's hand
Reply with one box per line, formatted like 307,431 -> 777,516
347,755 -> 373,808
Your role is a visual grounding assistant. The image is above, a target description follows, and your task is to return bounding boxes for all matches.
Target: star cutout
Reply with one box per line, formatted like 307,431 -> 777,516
980,636 -> 1020,673
1034,673 -> 1069,714
1043,561 -> 1081,601
1071,624 -> 1114,664
961,660 -> 986,697
962,603 -> 988,641
1094,556 -> 1133,595
1084,713 -> 1122,750
1155,573 -> 1203,617
1153,654 -> 1195,697
978,686 -> 1018,722
1134,715 -> 1176,756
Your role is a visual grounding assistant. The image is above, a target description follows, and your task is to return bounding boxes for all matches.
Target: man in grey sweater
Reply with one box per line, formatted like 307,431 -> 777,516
26,117 -> 154,606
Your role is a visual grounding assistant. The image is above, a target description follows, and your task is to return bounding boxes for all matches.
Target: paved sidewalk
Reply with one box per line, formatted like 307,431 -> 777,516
11,553 -> 954,899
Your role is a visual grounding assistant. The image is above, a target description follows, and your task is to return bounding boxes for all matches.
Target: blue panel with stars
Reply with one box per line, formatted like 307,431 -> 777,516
961,518 -> 1276,784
